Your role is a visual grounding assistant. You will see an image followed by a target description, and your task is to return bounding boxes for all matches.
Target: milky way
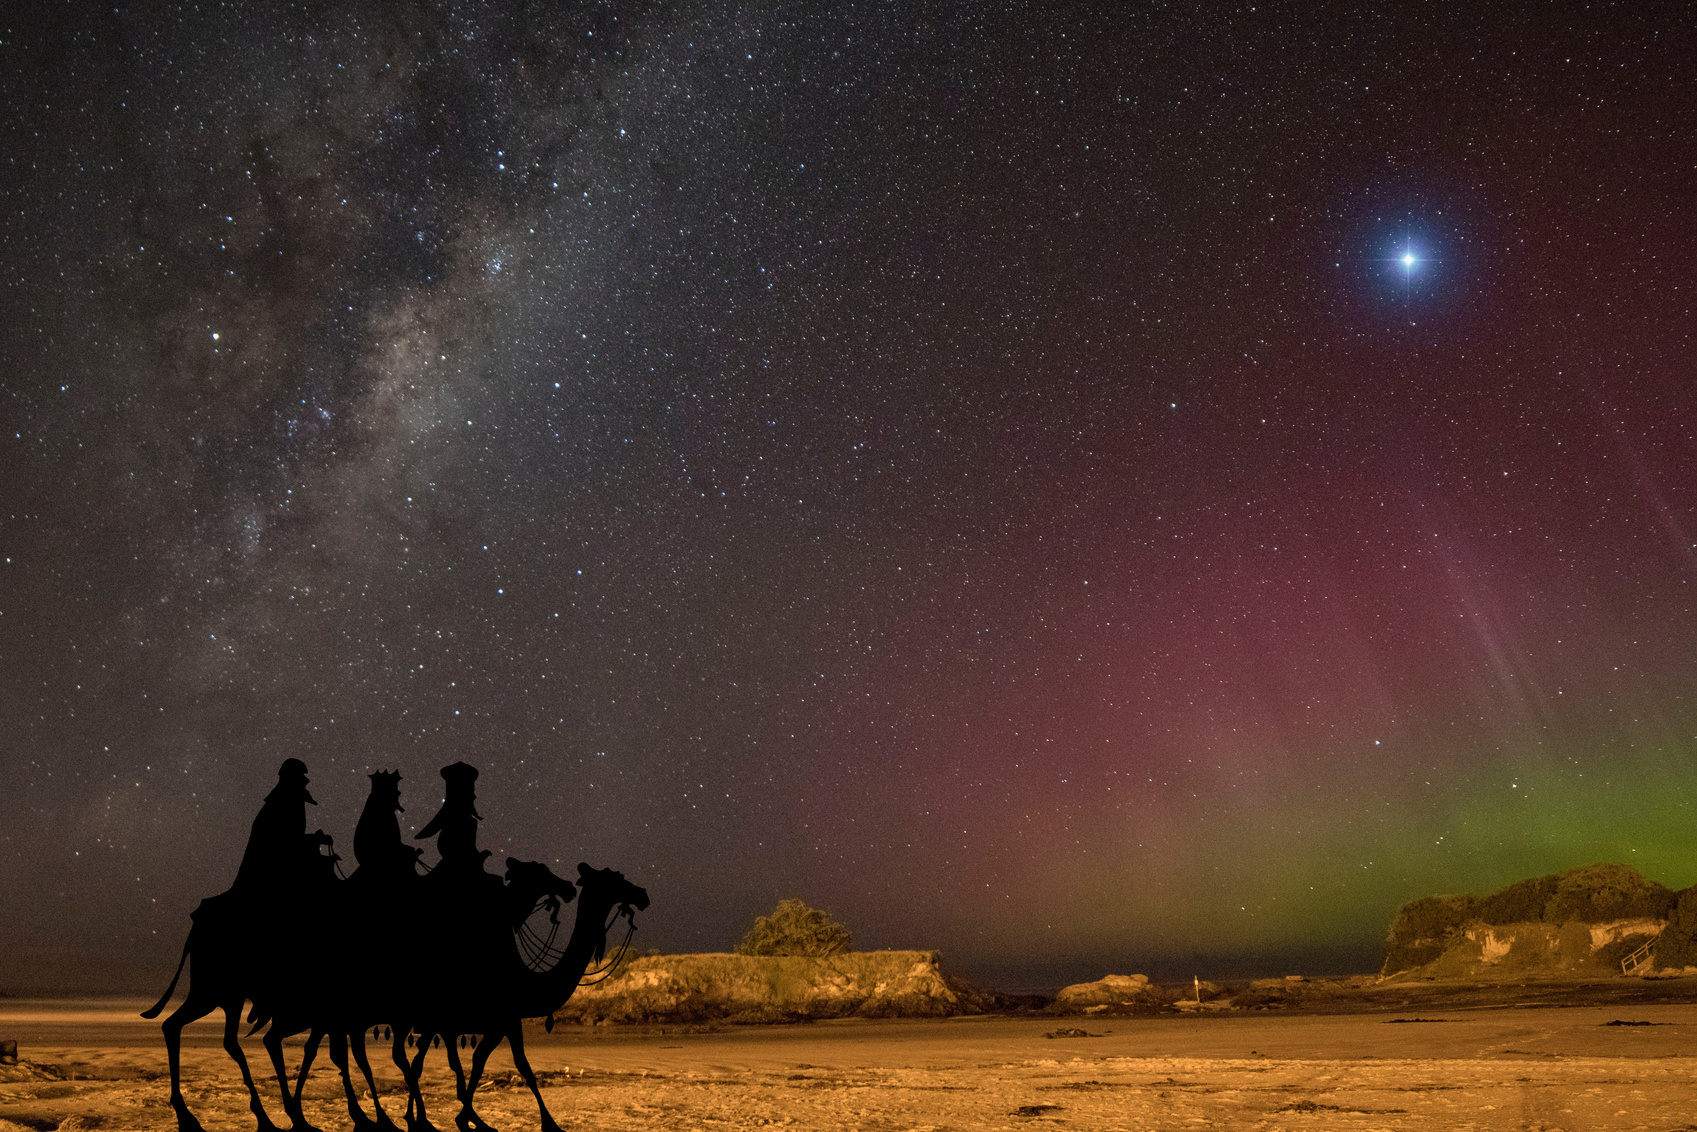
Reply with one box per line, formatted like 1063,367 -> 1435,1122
3,3 -> 1695,992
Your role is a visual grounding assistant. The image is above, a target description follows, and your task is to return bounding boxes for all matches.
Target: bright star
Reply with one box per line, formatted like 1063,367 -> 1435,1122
1401,253 -> 1416,267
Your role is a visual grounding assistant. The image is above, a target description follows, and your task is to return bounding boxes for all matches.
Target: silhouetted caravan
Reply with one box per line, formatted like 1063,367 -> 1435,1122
143,761 -> 649,1132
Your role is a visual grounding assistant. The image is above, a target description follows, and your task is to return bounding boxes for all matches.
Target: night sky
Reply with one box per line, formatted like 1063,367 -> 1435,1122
3,3 -> 1695,994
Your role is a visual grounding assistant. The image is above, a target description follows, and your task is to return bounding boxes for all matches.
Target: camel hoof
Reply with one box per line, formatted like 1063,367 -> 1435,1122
538,1118 -> 564,1132
173,1105 -> 208,1132
453,1111 -> 497,1132
252,1108 -> 287,1132
406,1118 -> 442,1132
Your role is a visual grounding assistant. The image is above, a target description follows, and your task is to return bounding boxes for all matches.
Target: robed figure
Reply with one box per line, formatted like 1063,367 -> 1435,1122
415,761 -> 492,880
233,758 -> 336,896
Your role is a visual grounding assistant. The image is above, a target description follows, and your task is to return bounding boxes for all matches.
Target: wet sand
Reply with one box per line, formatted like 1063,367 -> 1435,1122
4,998 -> 1697,1130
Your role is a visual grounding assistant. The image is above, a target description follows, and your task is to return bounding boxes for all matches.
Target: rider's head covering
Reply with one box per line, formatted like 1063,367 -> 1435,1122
415,761 -> 481,840
440,761 -> 479,792
267,758 -> 315,804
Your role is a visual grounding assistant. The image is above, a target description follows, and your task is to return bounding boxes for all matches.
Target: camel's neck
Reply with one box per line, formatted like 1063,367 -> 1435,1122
514,892 -> 620,1018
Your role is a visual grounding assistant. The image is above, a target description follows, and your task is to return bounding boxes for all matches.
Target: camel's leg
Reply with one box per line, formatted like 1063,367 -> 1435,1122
352,1029 -> 402,1132
462,1032 -> 501,1097
268,1025 -> 319,1132
389,1032 -> 419,1125
443,1037 -> 468,1105
409,1035 -> 432,1113
161,988 -> 217,1132
452,1033 -> 503,1132
229,1007 -> 286,1132
403,1034 -> 441,1132
505,1023 -> 563,1132
328,1031 -> 377,1132
288,1029 -> 320,1116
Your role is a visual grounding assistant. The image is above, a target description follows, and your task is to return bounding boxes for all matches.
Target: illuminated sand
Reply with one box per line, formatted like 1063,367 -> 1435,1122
5,999 -> 1697,1131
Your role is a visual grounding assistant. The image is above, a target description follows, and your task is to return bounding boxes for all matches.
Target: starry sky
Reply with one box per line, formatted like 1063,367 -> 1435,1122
3,2 -> 1695,994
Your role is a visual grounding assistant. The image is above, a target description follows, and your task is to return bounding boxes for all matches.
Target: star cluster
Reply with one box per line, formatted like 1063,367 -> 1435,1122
2,2 -> 1695,991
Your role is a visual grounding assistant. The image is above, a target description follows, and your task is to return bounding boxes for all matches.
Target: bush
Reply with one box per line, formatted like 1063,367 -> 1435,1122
1382,893 -> 1479,975
735,899 -> 852,957
1653,888 -> 1697,970
1476,875 -> 1559,924
1542,863 -> 1676,924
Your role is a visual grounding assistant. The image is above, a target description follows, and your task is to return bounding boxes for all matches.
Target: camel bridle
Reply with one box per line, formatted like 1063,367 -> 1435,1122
514,896 -> 639,985
576,904 -> 640,985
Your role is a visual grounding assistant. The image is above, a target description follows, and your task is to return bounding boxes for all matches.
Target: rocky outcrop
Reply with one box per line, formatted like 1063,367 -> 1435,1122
1384,917 -> 1666,981
552,950 -> 991,1025
1382,864 -> 1684,979
1050,974 -> 1171,1014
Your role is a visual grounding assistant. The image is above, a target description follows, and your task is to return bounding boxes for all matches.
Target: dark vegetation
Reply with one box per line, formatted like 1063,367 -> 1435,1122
734,899 -> 853,958
1383,863 -> 1683,974
1652,889 -> 1697,969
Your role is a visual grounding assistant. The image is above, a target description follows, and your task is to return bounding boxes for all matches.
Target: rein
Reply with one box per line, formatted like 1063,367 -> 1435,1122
513,900 -> 639,984
516,897 -> 567,972
576,906 -> 638,986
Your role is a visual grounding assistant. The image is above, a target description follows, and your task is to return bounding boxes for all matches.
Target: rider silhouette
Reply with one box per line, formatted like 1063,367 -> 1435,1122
414,761 -> 491,880
232,758 -> 335,894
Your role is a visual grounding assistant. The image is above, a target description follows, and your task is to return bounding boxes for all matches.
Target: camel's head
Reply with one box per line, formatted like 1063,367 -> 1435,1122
367,769 -> 404,812
576,861 -> 650,913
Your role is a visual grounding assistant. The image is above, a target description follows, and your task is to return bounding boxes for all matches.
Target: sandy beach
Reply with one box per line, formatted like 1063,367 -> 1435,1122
5,997 -> 1697,1131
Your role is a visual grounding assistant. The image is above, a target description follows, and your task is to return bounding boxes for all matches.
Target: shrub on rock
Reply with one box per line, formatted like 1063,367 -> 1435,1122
1653,888 -> 1697,970
1476,875 -> 1559,924
1382,893 -> 1480,974
735,899 -> 853,957
1541,863 -> 1676,924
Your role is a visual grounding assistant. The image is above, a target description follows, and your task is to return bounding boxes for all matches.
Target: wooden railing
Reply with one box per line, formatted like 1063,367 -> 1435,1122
1621,938 -> 1656,976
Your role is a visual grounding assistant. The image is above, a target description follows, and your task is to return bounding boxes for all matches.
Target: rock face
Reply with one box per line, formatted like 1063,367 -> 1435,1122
1386,918 -> 1664,981
1051,974 -> 1167,1013
553,950 -> 989,1025
1382,863 -> 1684,979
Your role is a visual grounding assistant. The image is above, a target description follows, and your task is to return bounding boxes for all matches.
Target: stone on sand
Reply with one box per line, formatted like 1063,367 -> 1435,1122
1052,973 -> 1162,1011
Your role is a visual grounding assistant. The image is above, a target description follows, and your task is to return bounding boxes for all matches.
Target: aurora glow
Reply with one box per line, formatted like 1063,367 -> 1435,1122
3,2 -> 1694,993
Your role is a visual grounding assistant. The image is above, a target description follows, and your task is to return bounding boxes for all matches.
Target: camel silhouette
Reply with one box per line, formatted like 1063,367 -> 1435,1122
141,886 -> 308,1132
143,764 -> 648,1132
393,861 -> 647,1132
302,856 -> 582,1132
